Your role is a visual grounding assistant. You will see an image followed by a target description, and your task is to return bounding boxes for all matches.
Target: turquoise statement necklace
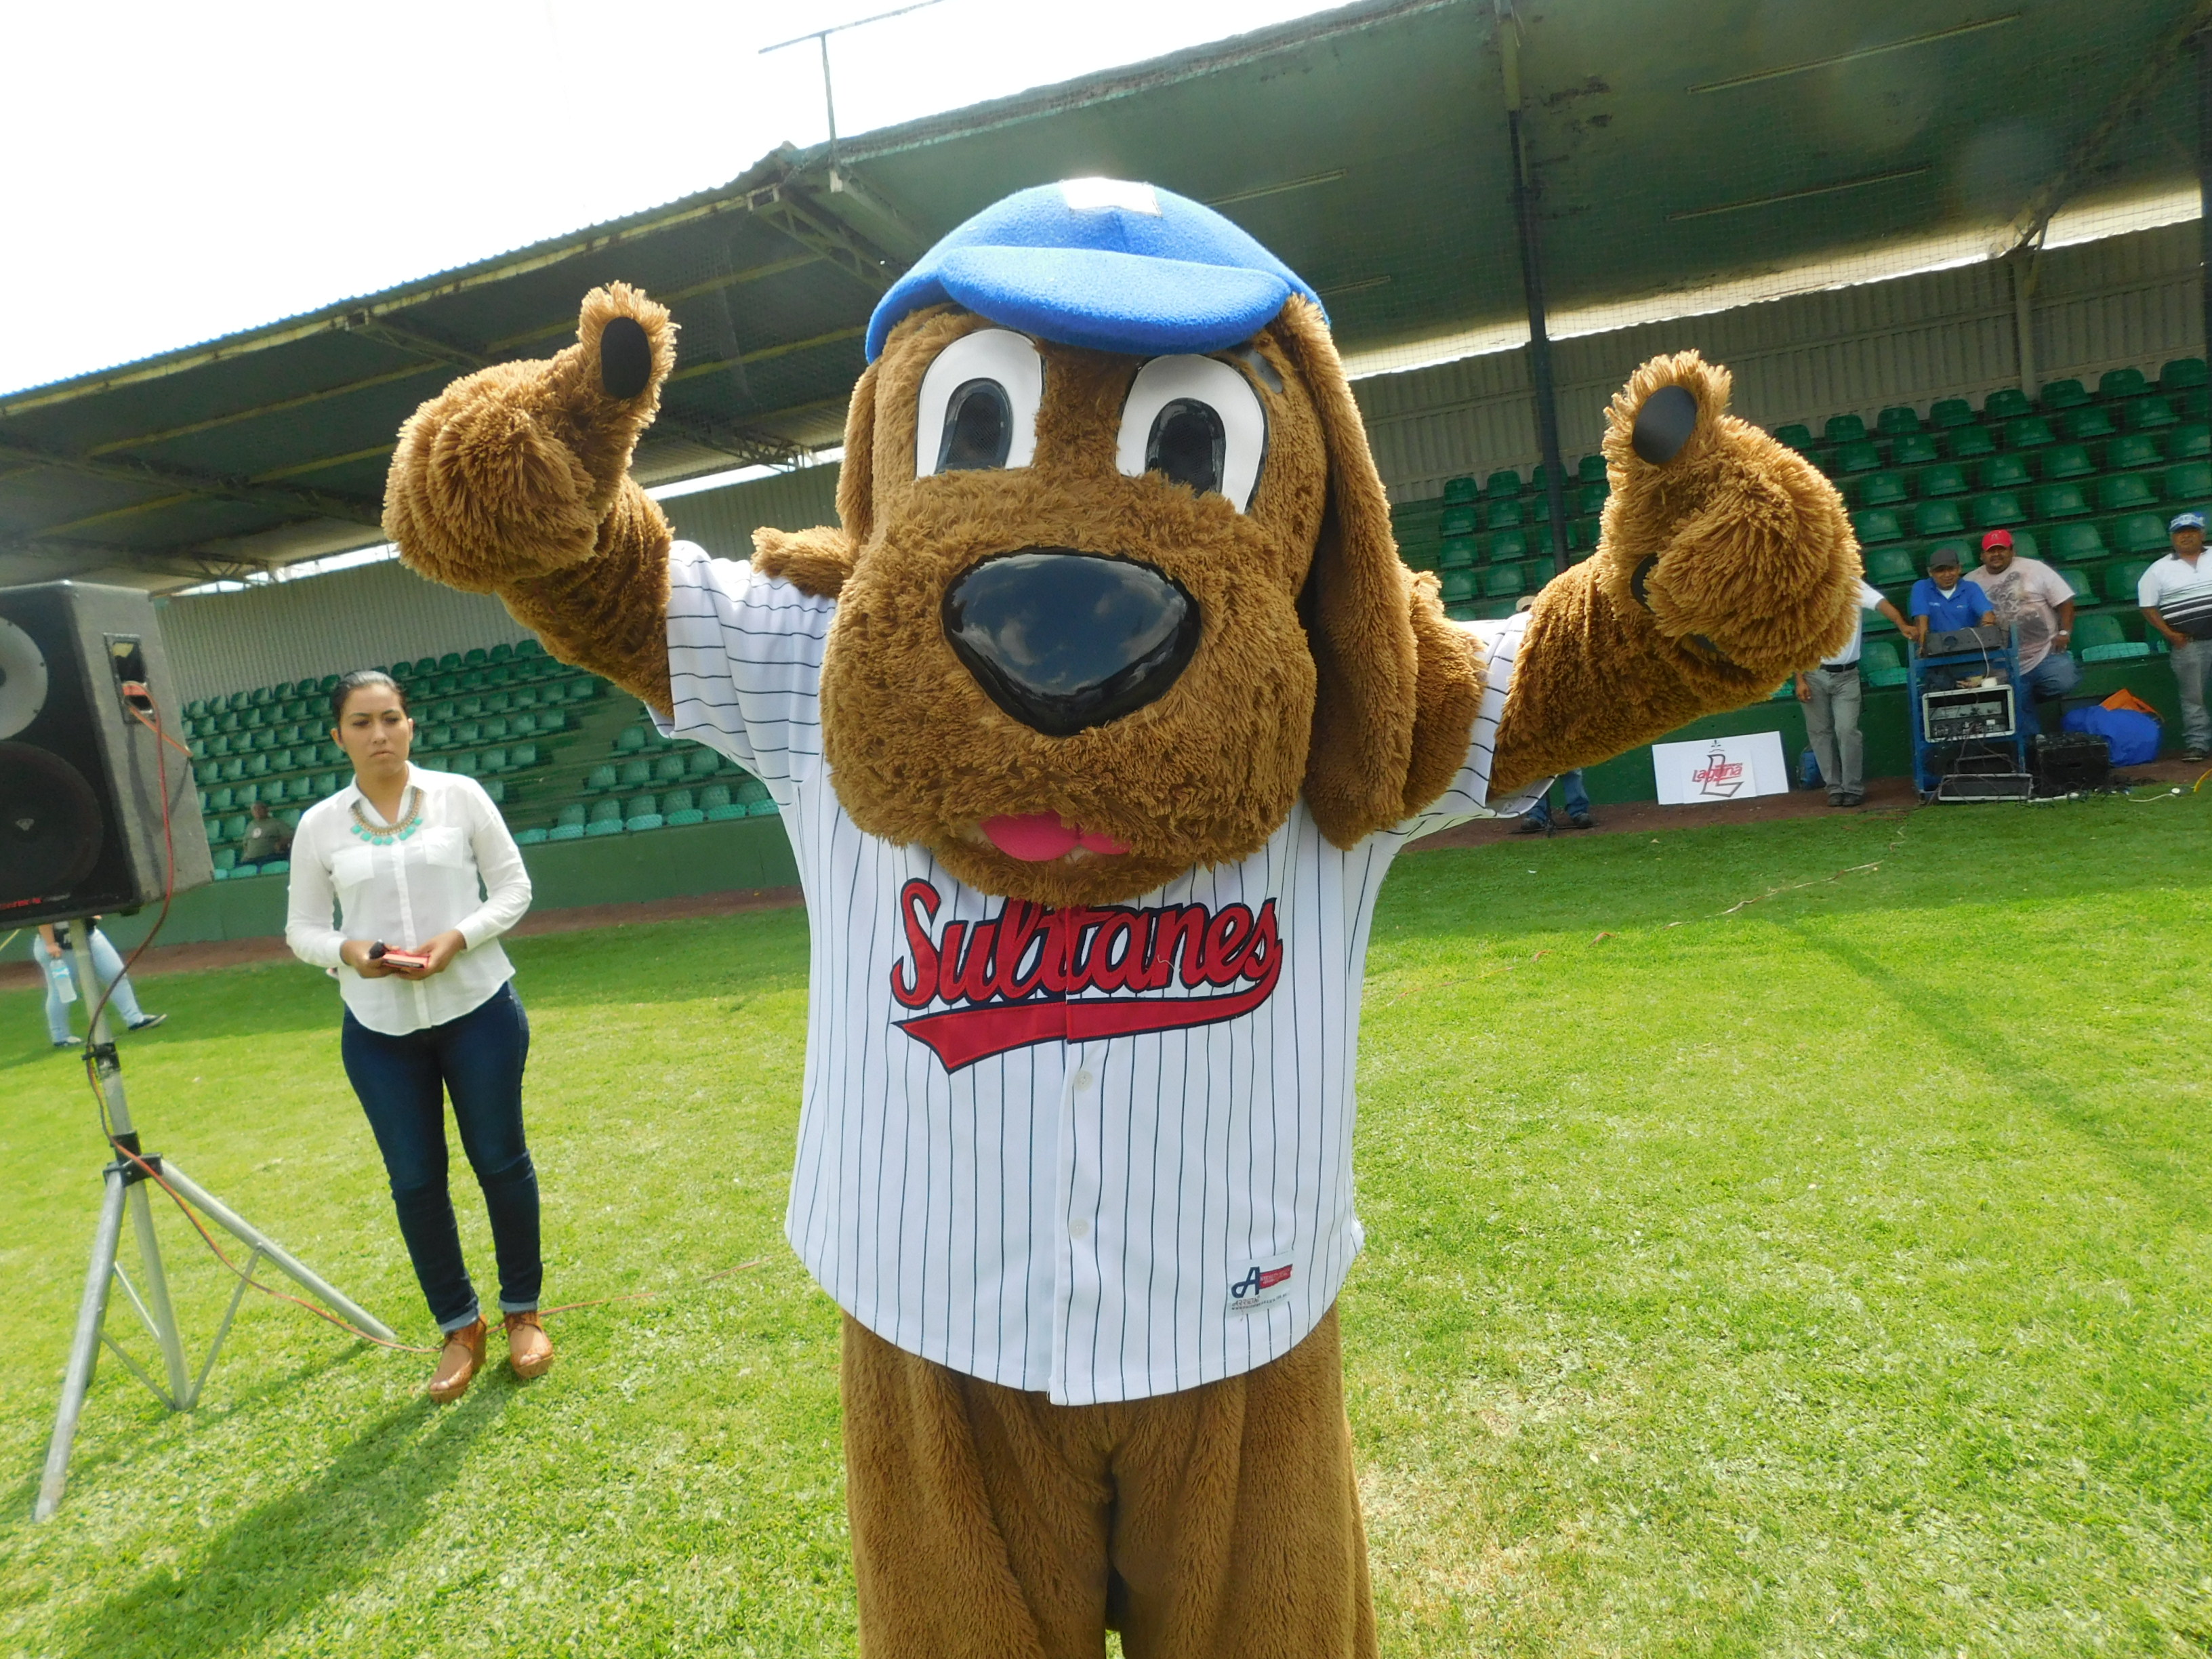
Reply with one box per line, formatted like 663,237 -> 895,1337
349,785 -> 424,846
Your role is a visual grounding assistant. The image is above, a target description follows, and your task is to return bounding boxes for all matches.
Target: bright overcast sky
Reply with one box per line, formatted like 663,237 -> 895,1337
1,0 -> 1345,397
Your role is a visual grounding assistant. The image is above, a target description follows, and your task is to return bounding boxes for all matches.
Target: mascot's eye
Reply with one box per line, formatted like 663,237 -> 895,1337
915,328 -> 1043,479
1116,355 -> 1267,511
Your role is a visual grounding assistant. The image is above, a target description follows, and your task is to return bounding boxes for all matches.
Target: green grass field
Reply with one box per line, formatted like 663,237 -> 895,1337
2,793 -> 2209,1658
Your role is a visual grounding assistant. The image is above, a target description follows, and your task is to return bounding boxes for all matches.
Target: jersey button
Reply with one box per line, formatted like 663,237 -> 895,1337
1069,1216 -> 1091,1240
1073,1069 -> 1095,1092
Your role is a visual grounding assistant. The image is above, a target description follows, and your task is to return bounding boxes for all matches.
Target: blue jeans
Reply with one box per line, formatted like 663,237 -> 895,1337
2013,651 -> 2081,736
38,928 -> 146,1044
341,983 -> 540,1332
1523,769 -> 1591,827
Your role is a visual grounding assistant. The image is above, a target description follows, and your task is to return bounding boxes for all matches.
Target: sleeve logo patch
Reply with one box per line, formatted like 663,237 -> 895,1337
1227,1261 -> 1294,1313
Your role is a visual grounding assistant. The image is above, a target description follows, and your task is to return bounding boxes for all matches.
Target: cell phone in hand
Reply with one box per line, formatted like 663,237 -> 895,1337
368,943 -> 432,971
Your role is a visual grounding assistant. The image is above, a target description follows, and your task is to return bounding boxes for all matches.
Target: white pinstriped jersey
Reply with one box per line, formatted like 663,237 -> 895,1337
662,541 -> 1547,1404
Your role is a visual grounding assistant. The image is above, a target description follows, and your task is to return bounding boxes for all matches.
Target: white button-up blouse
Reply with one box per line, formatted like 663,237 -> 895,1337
285,765 -> 533,1036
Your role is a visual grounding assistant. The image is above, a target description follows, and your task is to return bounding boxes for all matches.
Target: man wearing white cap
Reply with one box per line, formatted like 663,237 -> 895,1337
2139,510 -> 2212,759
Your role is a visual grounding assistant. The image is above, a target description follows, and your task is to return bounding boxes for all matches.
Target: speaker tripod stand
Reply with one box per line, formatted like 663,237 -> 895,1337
35,928 -> 394,1522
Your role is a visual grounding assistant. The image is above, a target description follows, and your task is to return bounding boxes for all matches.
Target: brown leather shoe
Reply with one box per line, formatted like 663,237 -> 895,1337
504,1310 -> 554,1379
428,1316 -> 487,1404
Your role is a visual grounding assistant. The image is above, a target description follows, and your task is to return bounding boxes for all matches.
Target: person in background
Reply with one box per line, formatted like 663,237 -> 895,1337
1906,547 -> 1994,644
33,920 -> 167,1050
2137,510 -> 2212,760
1509,597 -> 1595,832
238,800 -> 295,869
285,668 -> 546,1401
1971,529 -> 2078,734
1796,579 -> 1912,809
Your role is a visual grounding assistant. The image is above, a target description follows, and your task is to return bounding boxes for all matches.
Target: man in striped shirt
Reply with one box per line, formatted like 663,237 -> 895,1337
2139,510 -> 2212,758
386,180 -> 1862,1658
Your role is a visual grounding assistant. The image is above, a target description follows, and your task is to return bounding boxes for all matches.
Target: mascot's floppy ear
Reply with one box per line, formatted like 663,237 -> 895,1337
1274,296 -> 1448,848
750,360 -> 879,598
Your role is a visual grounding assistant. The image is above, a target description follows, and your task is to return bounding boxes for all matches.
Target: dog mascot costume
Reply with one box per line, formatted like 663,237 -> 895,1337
386,180 -> 1856,1657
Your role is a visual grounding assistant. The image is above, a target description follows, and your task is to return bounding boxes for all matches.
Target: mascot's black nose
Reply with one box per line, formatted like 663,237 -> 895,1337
942,550 -> 1201,738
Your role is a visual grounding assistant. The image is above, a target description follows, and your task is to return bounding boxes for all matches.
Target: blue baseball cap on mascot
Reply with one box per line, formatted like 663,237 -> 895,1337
865,178 -> 1324,362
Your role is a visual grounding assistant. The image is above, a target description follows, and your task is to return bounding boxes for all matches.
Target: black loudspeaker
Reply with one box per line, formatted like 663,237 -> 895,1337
0,581 -> 211,924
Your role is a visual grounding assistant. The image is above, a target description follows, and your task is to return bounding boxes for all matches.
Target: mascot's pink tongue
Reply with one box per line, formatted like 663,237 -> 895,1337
982,813 -> 1130,862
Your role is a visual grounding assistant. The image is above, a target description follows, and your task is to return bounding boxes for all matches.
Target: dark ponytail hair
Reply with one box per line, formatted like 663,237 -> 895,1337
330,669 -> 411,726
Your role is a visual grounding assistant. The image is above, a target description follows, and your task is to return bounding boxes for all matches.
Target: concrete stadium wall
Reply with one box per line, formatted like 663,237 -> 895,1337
98,814 -> 802,951
1359,220 -> 2204,502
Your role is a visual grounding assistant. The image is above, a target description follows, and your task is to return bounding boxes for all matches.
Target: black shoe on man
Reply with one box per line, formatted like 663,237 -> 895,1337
1569,812 -> 1596,830
127,1014 -> 168,1033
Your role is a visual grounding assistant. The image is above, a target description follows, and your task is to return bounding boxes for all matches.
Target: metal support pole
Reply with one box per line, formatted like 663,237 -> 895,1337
1500,7 -> 1571,580
72,932 -> 190,1405
2013,250 -> 2039,398
2198,27 -> 2212,361
36,1171 -> 126,1522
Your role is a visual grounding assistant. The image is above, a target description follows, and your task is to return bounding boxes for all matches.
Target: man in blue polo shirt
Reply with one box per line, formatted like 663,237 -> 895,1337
1907,546 -> 1994,642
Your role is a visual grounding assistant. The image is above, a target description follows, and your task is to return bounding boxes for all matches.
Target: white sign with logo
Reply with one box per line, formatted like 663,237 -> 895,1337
1651,730 -> 1790,806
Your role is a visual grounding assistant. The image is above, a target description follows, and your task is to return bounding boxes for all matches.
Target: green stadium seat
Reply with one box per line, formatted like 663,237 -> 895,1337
1947,423 -> 1997,459
1576,453 -> 1607,482
211,848 -> 237,874
2099,474 -> 2158,513
748,796 -> 781,817
1972,492 -> 2027,529
1488,529 -> 1530,564
1439,569 -> 1477,603
2105,559 -> 2153,605
282,775 -> 311,804
484,690 -> 513,715
585,800 -> 623,836
2106,433 -> 2163,471
701,784 -> 743,821
1483,469 -> 1522,499
217,757 -> 243,783
2032,483 -> 2089,519
457,696 -> 485,718
2059,405 -> 2115,441
1830,440 -> 1880,474
1771,423 -> 1814,451
1890,432 -> 1939,466
455,720 -> 483,745
485,747 -> 513,775
2123,394 -> 2177,431
1851,508 -> 1903,544
1876,405 -> 1920,436
220,813 -> 248,842
1484,498 -> 1525,530
647,754 -> 683,785
1479,564 -> 1528,599
1439,504 -> 1478,537
2053,566 -> 2097,604
1441,475 -> 1477,504
1576,481 -> 1610,516
1929,398 -> 1975,429
316,772 -> 344,796
2161,358 -> 2208,391
448,752 -> 477,778
1979,454 -> 2031,490
516,637 -> 544,658
615,757 -> 651,789
2074,613 -> 2149,663
2003,416 -> 2055,449
1985,388 -> 2032,419
1568,518 -> 1600,551
462,648 -> 488,667
184,698 -> 207,720
513,826 -> 549,846
2039,377 -> 2088,409
2170,423 -> 2212,460
564,677 -> 598,703
2111,513 -> 2166,556
1437,536 -> 1477,569
481,777 -> 506,806
2097,367 -> 2148,401
535,708 -> 570,735
1823,413 -> 1866,443
2165,459 -> 2212,504
508,712 -> 538,739
686,747 -> 722,779
2044,522 -> 2106,563
663,790 -> 703,827
243,754 -> 270,779
1855,472 -> 1908,507
489,642 -> 513,662
483,716 -> 511,742
1859,640 -> 1909,687
623,794 -> 663,832
207,785 -> 234,812
1864,544 -> 1918,586
1912,500 -> 1965,538
2041,443 -> 2093,480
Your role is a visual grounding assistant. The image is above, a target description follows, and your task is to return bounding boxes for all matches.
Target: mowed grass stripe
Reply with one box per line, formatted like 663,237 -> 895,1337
0,795 -> 2205,1656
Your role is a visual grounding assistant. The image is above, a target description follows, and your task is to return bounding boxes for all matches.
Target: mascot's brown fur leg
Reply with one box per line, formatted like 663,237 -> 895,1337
1491,350 -> 1861,797
842,1311 -> 1376,1659
382,284 -> 681,713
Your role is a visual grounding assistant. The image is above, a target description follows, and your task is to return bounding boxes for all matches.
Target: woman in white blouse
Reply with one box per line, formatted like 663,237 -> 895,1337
286,669 -> 547,1401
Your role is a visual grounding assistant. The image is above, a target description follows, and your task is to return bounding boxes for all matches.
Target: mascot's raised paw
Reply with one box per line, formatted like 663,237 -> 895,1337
384,283 -> 676,594
1594,350 -> 1858,692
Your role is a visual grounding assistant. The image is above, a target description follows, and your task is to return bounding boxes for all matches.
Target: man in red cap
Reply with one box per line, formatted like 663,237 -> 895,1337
1972,528 -> 2077,733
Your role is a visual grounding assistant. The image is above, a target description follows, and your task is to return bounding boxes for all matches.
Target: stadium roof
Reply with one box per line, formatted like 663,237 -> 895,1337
3,0 -> 2201,592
